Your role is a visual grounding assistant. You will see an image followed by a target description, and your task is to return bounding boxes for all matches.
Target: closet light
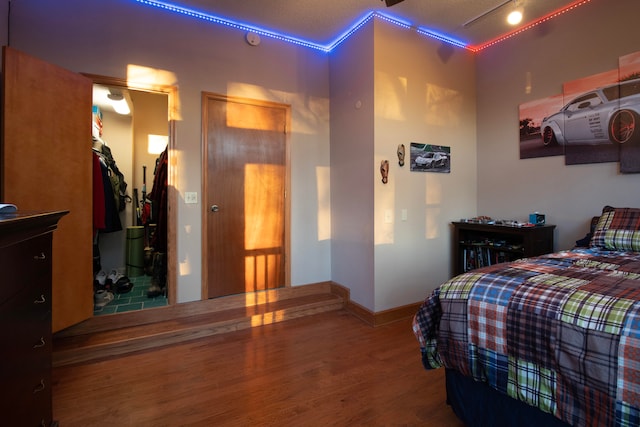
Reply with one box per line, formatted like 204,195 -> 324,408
107,93 -> 131,115
148,134 -> 168,154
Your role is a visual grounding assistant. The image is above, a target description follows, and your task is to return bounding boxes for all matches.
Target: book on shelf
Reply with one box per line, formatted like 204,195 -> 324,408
463,246 -> 514,272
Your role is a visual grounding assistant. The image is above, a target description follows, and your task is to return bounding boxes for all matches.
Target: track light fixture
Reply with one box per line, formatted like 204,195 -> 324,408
382,0 -> 405,7
463,0 -> 521,28
507,0 -> 523,25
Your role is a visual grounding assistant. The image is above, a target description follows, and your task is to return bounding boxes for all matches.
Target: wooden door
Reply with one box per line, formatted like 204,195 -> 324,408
1,46 -> 93,332
202,93 -> 289,299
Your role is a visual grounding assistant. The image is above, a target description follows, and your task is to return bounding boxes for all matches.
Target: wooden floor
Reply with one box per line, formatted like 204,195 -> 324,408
52,310 -> 465,426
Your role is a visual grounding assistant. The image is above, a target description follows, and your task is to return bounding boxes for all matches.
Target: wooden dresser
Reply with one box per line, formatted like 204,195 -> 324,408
0,211 -> 67,427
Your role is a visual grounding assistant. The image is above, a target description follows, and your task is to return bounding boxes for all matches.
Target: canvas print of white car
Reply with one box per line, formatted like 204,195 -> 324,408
540,78 -> 640,146
409,143 -> 450,173
415,151 -> 448,168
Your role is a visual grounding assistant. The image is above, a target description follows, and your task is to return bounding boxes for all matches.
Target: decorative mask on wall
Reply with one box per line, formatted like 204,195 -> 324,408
380,160 -> 389,184
397,144 -> 405,166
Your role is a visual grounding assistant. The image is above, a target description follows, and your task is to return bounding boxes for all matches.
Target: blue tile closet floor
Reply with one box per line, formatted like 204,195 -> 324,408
94,274 -> 167,316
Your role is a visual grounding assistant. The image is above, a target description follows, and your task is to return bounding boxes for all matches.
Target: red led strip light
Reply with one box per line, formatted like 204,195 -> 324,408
468,0 -> 592,53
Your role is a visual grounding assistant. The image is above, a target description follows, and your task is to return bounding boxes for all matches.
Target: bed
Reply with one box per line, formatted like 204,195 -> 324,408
412,206 -> 640,427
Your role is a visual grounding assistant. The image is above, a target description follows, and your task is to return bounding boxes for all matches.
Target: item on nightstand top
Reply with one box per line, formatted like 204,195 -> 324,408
529,212 -> 546,225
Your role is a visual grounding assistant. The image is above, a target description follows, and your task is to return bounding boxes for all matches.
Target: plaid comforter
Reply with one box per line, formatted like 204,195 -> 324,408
412,248 -> 640,427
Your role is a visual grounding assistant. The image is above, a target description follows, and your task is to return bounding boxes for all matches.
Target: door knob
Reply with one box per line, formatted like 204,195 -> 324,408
210,205 -> 220,212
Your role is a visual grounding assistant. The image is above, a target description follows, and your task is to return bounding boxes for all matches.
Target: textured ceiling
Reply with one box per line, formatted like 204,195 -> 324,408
158,0 -> 587,48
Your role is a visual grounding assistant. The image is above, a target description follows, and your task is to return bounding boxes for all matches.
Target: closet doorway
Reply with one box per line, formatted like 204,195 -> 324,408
90,77 -> 174,316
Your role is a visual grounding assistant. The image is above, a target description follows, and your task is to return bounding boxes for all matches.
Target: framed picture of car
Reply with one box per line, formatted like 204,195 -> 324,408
519,95 -> 565,159
409,143 -> 450,173
519,50 -> 640,173
616,51 -> 640,173
560,73 -> 634,165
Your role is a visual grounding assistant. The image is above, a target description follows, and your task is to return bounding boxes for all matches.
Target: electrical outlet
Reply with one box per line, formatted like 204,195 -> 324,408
185,192 -> 198,204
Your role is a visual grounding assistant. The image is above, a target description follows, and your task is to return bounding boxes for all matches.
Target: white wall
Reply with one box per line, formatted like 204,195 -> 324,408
330,18 -> 477,312
329,21 -> 376,310
8,0 -> 332,303
475,0 -> 640,251
373,21 -> 477,311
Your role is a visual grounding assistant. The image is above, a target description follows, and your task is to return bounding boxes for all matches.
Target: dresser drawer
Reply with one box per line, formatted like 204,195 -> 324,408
0,319 -> 51,375
0,233 -> 51,304
3,372 -> 53,427
0,270 -> 52,361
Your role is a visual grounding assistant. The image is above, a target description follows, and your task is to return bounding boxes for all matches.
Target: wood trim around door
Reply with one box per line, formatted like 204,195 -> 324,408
201,92 -> 291,300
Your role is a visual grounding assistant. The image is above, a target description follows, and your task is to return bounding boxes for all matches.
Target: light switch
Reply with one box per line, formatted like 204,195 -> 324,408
185,192 -> 198,204
384,210 -> 393,224
401,209 -> 407,221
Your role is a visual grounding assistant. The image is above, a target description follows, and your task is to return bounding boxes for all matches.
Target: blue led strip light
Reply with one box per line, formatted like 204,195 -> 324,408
327,12 -> 376,51
134,0 -> 469,52
135,0 -> 589,53
375,12 -> 413,29
415,28 -> 469,50
134,0 -> 331,52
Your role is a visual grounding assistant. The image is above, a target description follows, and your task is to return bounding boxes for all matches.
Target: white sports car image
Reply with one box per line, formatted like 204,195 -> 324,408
541,78 -> 640,146
414,151 -> 448,168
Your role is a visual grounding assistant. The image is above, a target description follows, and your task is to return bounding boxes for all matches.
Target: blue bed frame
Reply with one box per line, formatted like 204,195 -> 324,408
445,369 -> 571,427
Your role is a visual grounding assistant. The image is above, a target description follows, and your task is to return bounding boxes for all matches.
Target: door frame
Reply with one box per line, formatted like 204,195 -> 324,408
201,92 -> 291,299
86,73 -> 178,306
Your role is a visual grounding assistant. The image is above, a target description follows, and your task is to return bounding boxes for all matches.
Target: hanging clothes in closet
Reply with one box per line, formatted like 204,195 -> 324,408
92,134 -> 132,279
92,136 -> 127,233
141,147 -> 168,298
148,147 -> 168,253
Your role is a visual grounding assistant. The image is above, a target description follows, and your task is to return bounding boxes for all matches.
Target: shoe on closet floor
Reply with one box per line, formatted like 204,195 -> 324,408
147,284 -> 165,298
95,270 -> 107,286
107,269 -> 128,285
94,270 -> 111,292
107,269 -> 133,294
115,281 -> 133,294
94,289 -> 114,308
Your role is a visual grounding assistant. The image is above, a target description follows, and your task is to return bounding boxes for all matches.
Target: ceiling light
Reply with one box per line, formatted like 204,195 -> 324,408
463,0 -> 511,28
507,9 -> 523,25
507,0 -> 523,25
107,93 -> 131,115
